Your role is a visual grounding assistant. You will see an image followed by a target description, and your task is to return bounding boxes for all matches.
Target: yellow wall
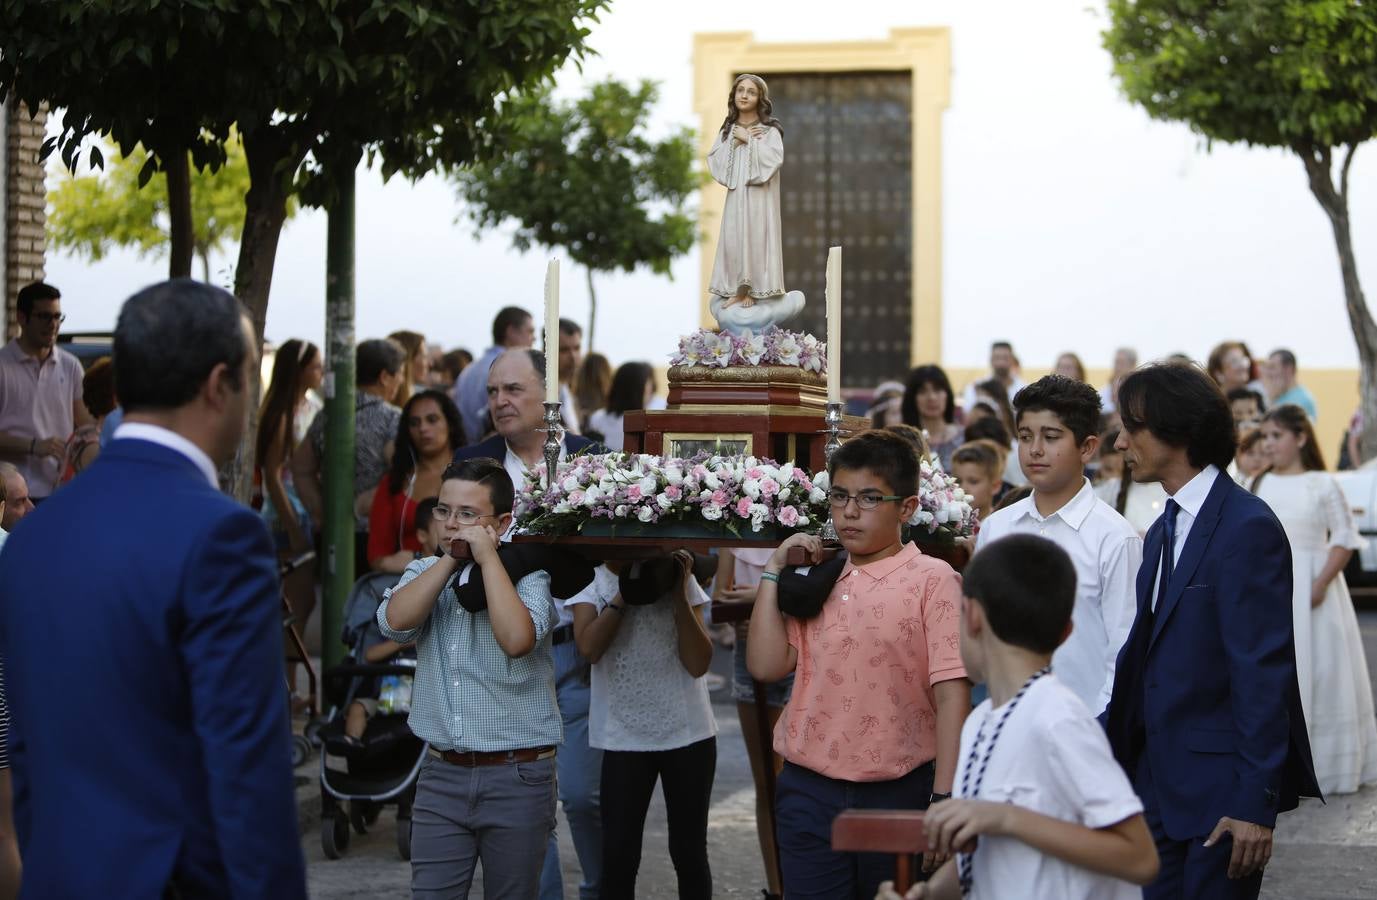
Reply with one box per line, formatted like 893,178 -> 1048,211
943,366 -> 1361,470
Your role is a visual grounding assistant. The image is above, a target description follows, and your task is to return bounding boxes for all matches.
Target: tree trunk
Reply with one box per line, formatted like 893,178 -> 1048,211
1298,144 -> 1377,464
586,266 -> 597,353
222,126 -> 304,502
165,150 -> 194,279
321,162 -> 358,671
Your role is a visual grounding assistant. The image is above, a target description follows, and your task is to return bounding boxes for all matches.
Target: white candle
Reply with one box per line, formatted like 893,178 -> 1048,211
826,246 -> 842,403
544,258 -> 560,403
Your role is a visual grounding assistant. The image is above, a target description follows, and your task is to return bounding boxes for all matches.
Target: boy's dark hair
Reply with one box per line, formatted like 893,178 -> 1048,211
828,429 -> 918,498
963,415 -> 1010,447
1012,375 -> 1102,444
1226,386 -> 1266,412
1117,363 -> 1236,470
17,281 -> 61,317
492,306 -> 532,346
413,496 -> 440,534
963,534 -> 1075,654
441,456 -> 515,515
356,338 -> 405,387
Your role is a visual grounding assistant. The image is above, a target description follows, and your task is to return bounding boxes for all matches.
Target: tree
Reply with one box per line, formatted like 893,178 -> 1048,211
1104,0 -> 1377,460
455,79 -> 699,351
47,134 -> 299,283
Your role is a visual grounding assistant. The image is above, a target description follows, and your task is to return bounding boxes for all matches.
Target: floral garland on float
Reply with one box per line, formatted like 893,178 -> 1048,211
669,325 -> 825,372
515,449 -> 977,543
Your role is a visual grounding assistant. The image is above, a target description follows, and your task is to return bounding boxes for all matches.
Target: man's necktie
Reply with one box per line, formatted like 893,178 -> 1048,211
1156,498 -> 1180,611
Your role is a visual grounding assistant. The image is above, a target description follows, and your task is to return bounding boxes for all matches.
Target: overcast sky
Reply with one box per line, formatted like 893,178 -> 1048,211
46,0 -> 1377,374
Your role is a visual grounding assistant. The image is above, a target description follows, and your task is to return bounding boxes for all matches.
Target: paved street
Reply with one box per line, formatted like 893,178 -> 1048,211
302,613 -> 1377,898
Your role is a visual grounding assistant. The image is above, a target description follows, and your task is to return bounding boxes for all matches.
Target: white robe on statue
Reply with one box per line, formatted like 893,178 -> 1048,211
1255,470 -> 1377,795
707,126 -> 785,300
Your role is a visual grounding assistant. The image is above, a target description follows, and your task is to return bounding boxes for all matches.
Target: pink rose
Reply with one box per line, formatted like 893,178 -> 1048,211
665,485 -> 682,500
735,497 -> 753,518
712,489 -> 729,506
627,485 -> 643,501
760,478 -> 779,497
746,467 -> 764,480
777,505 -> 800,528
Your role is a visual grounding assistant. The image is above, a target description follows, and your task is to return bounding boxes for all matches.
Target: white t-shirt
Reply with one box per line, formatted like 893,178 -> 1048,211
566,565 -> 718,752
955,675 -> 1143,900
975,480 -> 1141,715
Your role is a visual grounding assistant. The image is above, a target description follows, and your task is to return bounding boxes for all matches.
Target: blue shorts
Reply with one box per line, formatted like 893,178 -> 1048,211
731,628 -> 794,707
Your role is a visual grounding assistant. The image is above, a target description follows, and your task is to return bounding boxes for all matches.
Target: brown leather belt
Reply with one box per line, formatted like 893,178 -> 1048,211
429,745 -> 557,767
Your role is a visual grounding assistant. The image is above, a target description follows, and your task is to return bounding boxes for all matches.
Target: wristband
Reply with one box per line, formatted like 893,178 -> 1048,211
929,791 -> 952,804
759,571 -> 780,584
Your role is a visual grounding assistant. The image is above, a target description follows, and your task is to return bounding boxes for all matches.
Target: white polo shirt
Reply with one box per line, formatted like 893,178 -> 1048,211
975,479 -> 1142,715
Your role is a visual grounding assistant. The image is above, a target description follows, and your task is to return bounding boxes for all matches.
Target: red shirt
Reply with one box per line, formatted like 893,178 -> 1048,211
367,476 -> 423,564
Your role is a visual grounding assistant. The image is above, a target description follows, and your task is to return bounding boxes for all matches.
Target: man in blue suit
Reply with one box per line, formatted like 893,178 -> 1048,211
452,347 -> 606,900
0,280 -> 307,898
1104,362 -> 1319,899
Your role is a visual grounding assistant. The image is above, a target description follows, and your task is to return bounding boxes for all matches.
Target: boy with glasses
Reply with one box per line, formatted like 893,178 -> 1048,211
378,457 -> 561,898
748,430 -> 971,899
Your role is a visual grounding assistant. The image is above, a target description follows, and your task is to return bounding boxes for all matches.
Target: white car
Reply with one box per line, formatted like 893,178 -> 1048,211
1334,457 -> 1377,587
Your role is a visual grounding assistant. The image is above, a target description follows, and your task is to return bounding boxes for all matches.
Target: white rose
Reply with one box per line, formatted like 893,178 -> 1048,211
664,465 -> 684,485
553,501 -> 573,515
809,487 -> 827,503
778,463 -> 795,485
614,505 -> 629,518
637,506 -> 654,523
561,475 -> 581,493
639,475 -> 658,495
742,478 -> 762,499
703,472 -> 721,490
657,492 -> 673,509
583,486 -> 602,506
702,504 -> 723,521
778,487 -> 792,502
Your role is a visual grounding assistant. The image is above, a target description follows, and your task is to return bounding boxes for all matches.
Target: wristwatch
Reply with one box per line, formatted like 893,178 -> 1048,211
929,791 -> 952,804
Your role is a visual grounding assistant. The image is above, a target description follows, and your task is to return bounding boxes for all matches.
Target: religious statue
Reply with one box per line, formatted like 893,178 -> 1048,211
707,73 -> 806,336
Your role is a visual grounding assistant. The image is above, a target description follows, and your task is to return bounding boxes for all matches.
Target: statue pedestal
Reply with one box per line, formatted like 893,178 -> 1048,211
623,365 -> 867,472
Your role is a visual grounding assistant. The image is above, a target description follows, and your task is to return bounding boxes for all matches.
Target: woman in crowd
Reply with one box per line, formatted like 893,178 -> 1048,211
575,353 -> 614,434
1092,427 -> 1169,536
1054,351 -> 1087,384
901,364 -> 963,471
387,330 -> 430,407
1252,404 -> 1377,795
64,356 -> 116,481
867,380 -> 905,429
587,362 -> 655,452
367,389 -> 462,574
1206,340 -> 1260,395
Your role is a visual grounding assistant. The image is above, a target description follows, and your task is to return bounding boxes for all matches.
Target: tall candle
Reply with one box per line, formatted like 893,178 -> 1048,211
544,258 -> 560,403
825,246 -> 842,403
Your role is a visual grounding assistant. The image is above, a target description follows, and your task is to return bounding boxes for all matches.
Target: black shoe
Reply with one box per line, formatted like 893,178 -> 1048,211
776,549 -> 849,619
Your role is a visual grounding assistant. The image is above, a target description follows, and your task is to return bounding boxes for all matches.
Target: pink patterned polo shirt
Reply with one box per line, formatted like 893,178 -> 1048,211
774,541 -> 966,782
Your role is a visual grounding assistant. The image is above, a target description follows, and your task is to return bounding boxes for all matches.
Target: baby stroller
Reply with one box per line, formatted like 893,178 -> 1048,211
317,571 -> 428,860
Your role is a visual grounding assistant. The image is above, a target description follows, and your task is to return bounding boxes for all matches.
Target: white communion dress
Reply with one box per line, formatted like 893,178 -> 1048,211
706,125 -> 785,301
1255,470 -> 1377,795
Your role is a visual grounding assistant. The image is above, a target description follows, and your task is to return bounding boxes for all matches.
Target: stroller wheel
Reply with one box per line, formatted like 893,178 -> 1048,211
291,735 -> 312,768
349,802 -> 371,836
321,813 -> 351,860
397,814 -> 412,861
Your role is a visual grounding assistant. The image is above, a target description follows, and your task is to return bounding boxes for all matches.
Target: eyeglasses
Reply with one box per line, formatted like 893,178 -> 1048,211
828,489 -> 904,511
431,506 -> 497,525
26,312 -> 66,325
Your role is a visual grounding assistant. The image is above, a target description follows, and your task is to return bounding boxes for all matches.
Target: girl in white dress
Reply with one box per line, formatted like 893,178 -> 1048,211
1253,404 -> 1377,795
707,74 -> 785,306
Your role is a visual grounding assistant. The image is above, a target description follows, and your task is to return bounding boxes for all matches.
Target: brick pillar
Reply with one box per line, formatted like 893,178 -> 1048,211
4,102 -> 48,341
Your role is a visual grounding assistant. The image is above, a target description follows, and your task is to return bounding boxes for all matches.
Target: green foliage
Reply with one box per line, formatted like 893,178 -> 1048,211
1103,0 -> 1377,150
455,78 -> 700,284
47,134 -> 298,279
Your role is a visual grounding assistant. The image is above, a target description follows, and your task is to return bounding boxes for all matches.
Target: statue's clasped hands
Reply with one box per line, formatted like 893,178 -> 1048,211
731,124 -> 766,144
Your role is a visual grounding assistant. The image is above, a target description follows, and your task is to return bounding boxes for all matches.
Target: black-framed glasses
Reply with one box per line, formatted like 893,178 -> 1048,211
431,505 -> 497,525
26,312 -> 66,325
828,489 -> 904,511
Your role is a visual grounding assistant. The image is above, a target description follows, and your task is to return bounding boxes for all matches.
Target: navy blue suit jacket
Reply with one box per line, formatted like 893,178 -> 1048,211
1104,472 -> 1320,839
453,433 -> 605,468
0,438 -> 307,898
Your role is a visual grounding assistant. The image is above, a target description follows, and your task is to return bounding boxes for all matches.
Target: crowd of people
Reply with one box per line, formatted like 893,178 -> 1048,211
0,282 -> 1374,900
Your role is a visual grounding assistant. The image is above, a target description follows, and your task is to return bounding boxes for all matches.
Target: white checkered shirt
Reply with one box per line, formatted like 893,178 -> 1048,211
377,557 -> 562,752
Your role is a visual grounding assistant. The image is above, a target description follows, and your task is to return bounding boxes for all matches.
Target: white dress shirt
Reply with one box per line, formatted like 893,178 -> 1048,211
113,422 -> 220,489
1149,465 -> 1220,611
976,478 -> 1143,714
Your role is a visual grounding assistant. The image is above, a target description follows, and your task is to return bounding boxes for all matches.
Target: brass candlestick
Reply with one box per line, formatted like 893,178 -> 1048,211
820,401 -> 845,542
540,401 -> 564,489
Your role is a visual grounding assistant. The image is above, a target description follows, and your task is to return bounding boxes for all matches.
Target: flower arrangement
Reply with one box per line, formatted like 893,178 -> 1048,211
669,325 -> 826,373
909,451 -> 979,541
516,452 -> 830,538
515,449 -> 979,543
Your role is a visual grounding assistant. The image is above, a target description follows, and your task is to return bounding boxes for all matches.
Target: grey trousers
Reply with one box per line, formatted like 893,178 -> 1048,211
410,753 -> 558,899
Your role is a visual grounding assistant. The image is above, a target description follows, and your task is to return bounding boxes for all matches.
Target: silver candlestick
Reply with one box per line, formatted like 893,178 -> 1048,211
540,401 -> 564,490
820,401 -> 845,542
